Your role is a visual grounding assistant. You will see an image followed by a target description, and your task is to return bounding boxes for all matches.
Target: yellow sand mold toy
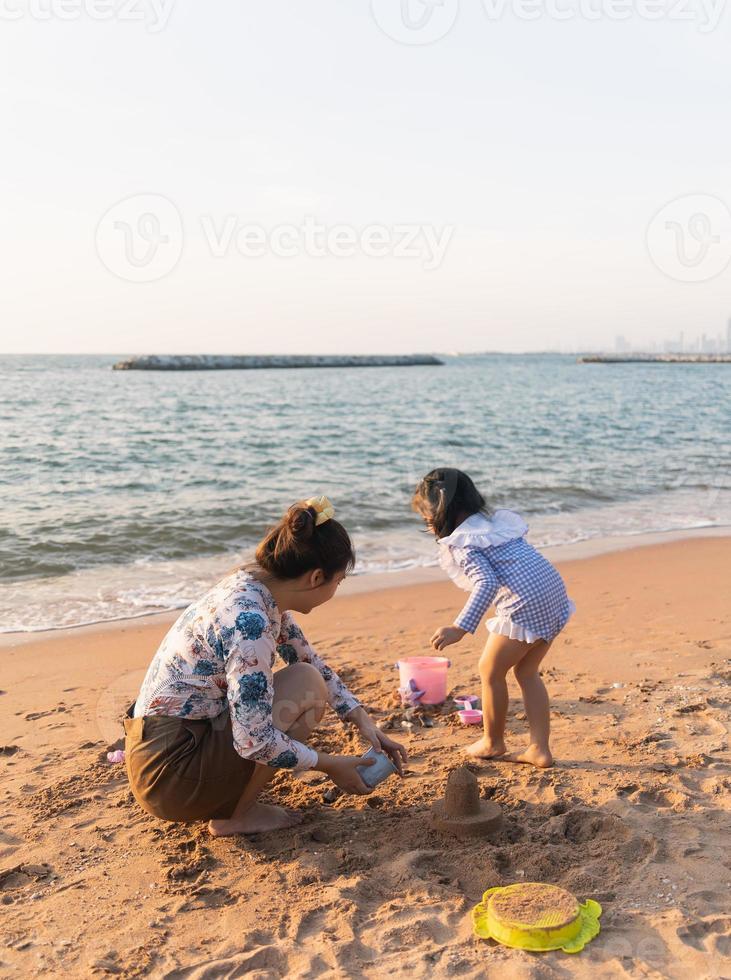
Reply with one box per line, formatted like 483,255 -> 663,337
472,882 -> 602,953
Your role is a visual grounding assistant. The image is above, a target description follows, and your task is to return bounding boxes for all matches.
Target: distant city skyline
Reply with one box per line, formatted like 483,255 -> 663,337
615,316 -> 731,355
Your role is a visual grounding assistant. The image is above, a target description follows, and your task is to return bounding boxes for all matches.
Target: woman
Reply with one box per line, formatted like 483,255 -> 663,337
124,496 -> 407,836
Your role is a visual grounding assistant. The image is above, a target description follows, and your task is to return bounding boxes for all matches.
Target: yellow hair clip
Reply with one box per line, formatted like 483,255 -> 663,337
305,495 -> 335,526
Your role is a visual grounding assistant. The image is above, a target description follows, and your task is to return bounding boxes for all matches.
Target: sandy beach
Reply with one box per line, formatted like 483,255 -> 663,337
1,535 -> 730,979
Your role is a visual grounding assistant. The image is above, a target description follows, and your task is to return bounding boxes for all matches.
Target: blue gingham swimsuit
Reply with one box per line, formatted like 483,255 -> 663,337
438,510 -> 574,643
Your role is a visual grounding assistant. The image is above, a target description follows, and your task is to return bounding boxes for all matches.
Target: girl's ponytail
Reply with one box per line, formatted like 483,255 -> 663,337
412,468 -> 487,538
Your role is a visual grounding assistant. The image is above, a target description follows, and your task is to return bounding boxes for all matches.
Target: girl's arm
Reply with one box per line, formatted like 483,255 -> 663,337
276,612 -> 361,719
450,547 -> 501,635
433,548 -> 500,649
223,614 -> 319,771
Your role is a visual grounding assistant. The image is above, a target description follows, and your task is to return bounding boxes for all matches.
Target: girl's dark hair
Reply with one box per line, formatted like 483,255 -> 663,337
255,502 -> 355,580
411,468 -> 487,538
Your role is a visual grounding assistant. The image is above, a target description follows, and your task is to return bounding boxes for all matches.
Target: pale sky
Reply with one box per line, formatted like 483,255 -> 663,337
1,0 -> 730,354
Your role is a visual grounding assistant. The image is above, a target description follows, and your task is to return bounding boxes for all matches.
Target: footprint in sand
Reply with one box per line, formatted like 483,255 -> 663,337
0,830 -> 23,846
559,807 -> 632,844
241,929 -> 276,951
292,907 -> 329,943
174,886 -> 233,912
684,715 -> 728,741
630,786 -> 691,810
378,913 -> 453,951
361,895 -> 466,955
386,849 -> 442,884
24,705 -> 67,721
687,890 -> 728,912
70,818 -> 100,830
173,947 -> 287,978
677,915 -> 731,955
0,862 -> 53,892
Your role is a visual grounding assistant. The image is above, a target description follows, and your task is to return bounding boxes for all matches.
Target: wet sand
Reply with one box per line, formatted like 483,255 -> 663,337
1,536 -> 729,978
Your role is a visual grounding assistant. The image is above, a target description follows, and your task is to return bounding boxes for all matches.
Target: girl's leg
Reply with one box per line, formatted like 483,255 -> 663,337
505,640 -> 553,768
209,662 -> 327,836
466,633 -> 535,760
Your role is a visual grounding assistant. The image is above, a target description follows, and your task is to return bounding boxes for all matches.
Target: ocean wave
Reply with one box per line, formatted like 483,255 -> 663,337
2,488 -> 730,633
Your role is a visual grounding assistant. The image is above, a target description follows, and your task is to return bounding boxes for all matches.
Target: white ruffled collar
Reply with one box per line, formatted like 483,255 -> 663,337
437,510 -> 528,591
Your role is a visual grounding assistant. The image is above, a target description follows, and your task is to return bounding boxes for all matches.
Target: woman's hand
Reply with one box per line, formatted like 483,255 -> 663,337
348,706 -> 408,776
430,625 -> 466,650
317,753 -> 374,795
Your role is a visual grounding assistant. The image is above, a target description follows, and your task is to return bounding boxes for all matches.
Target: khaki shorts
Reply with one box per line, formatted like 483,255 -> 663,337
124,705 -> 255,823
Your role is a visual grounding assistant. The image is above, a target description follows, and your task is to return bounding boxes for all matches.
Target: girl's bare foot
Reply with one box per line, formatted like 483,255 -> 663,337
208,803 -> 303,837
466,737 -> 507,760
503,744 -> 553,768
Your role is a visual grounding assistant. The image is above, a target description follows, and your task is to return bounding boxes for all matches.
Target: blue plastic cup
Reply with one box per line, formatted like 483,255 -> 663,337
356,747 -> 398,788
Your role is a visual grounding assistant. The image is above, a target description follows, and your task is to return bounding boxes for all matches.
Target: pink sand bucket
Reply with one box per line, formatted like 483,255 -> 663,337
396,657 -> 450,705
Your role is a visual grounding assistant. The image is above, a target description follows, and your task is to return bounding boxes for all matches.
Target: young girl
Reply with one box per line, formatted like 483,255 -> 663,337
125,497 -> 407,836
412,469 -> 574,768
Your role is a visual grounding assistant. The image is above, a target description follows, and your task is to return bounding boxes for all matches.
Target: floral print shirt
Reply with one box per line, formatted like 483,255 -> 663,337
133,570 -> 360,771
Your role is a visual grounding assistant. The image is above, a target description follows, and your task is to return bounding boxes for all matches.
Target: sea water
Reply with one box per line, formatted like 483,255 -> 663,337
1,353 -> 729,631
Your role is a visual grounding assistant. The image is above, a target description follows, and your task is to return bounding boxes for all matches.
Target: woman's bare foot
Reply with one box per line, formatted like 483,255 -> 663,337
503,744 -> 553,768
466,737 -> 507,760
208,803 -> 303,837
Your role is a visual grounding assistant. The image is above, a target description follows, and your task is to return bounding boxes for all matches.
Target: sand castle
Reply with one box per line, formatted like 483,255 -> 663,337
431,767 -> 502,838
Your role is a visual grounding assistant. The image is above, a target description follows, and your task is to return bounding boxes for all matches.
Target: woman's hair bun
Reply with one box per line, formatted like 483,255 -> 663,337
255,500 -> 355,581
286,505 -> 316,540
